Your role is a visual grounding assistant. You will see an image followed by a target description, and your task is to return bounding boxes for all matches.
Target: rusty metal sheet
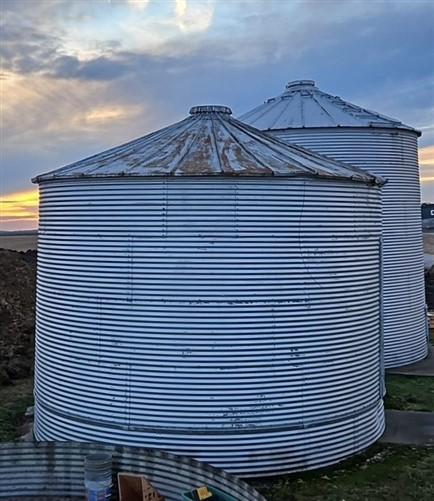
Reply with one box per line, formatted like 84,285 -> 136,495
32,105 -> 381,186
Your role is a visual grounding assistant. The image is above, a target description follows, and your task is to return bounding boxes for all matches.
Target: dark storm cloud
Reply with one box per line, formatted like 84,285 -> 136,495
51,55 -> 130,81
0,22 -> 188,83
2,0 -> 432,95
0,20 -> 123,81
0,23 -> 60,74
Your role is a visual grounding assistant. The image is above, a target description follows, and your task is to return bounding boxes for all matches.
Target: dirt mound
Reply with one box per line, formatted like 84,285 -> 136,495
426,266 -> 434,310
0,249 -> 37,384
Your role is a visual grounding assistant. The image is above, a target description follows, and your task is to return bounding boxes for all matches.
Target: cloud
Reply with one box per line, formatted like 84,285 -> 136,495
0,19 -> 129,81
419,146 -> 434,202
175,0 -> 214,33
1,0 -> 433,221
83,105 -> 142,124
420,146 -> 434,185
126,0 -> 150,11
0,65 -> 177,198
0,22 -> 61,74
51,54 -> 130,80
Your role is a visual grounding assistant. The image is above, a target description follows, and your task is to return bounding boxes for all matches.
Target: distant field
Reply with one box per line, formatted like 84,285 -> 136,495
1,230 -> 431,254
0,233 -> 38,251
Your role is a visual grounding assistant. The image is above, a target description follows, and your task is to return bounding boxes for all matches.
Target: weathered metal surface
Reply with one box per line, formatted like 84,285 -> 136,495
34,176 -> 384,476
240,83 -> 427,369
0,442 -> 265,500
239,80 -> 419,132
268,129 -> 427,368
32,106 -> 381,185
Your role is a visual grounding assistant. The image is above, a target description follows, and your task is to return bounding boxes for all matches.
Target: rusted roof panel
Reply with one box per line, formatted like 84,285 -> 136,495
33,104 -> 383,185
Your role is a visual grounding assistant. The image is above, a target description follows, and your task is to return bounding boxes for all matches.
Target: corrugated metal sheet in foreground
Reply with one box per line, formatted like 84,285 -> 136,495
34,177 -> 384,477
0,442 -> 265,500
240,81 -> 427,368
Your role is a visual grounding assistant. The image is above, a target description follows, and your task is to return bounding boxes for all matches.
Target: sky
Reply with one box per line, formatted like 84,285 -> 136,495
1,0 -> 434,230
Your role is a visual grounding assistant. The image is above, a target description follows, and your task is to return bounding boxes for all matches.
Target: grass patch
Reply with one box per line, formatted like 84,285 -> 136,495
0,377 -> 34,441
1,376 -> 433,500
252,444 -> 434,501
385,374 -> 434,412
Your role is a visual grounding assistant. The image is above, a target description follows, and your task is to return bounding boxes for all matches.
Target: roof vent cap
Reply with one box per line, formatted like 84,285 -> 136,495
285,80 -> 316,92
190,105 -> 232,115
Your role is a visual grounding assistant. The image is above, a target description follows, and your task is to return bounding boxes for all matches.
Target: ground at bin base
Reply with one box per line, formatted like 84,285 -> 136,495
253,371 -> 434,501
1,378 -> 434,501
251,445 -> 434,501
384,374 -> 434,412
0,377 -> 33,441
387,345 -> 434,377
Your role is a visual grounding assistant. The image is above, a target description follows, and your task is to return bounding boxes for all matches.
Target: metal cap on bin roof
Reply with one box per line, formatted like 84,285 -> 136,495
33,104 -> 383,185
239,80 -> 420,134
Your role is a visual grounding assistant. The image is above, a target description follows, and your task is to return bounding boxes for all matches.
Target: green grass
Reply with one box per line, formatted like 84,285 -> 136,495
252,445 -> 434,501
0,377 -> 34,441
1,376 -> 433,500
253,374 -> 434,500
385,374 -> 434,412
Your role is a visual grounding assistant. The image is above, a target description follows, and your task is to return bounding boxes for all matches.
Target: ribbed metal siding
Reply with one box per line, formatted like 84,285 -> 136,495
269,128 -> 427,368
34,177 -> 384,477
0,442 -> 265,500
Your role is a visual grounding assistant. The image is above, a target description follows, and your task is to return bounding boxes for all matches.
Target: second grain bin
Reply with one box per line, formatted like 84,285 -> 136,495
32,105 -> 384,477
240,80 -> 427,368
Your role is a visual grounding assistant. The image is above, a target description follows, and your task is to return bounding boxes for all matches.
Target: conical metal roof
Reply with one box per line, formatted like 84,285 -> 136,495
239,80 -> 419,134
33,104 -> 383,185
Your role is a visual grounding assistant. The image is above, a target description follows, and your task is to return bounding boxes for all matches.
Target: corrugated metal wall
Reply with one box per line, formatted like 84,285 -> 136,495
0,442 -> 265,500
268,128 -> 427,368
35,177 -> 384,476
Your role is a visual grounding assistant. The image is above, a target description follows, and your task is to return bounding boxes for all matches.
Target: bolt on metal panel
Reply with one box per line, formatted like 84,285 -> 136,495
240,82 -> 427,368
34,177 -> 384,476
265,129 -> 427,368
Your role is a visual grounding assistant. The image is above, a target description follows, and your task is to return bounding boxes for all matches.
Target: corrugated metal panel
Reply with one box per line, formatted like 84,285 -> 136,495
0,442 -> 265,500
239,80 -> 417,132
32,106 -> 381,186
267,128 -> 427,368
34,177 -> 384,477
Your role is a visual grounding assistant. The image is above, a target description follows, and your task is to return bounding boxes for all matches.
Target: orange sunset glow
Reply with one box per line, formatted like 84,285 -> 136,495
419,145 -> 434,184
0,188 -> 39,231
2,142 -> 434,231
1,0 -> 433,229
420,145 -> 434,167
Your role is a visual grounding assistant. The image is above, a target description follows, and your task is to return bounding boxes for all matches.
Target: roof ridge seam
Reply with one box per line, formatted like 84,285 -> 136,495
210,114 -> 225,174
221,118 -> 273,173
168,115 -> 203,175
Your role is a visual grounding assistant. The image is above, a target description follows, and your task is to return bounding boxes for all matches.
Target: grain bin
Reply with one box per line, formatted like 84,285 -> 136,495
240,80 -> 428,368
32,105 -> 384,477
